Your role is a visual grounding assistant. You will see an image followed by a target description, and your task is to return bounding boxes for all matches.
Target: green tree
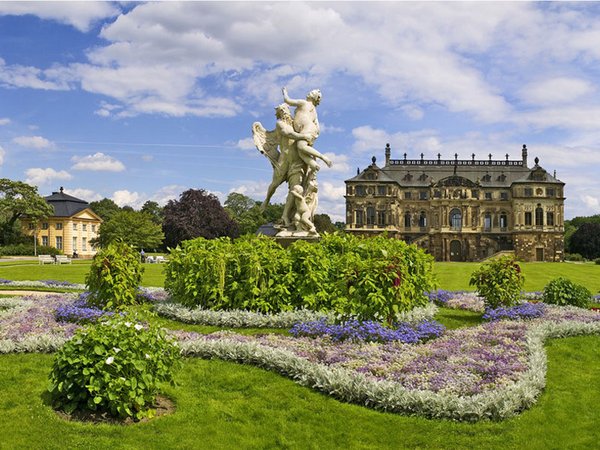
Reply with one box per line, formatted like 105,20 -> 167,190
92,210 -> 164,250
0,178 -> 53,244
89,198 -> 121,221
140,200 -> 164,225
313,213 -> 337,233
224,192 -> 268,235
569,223 -> 600,260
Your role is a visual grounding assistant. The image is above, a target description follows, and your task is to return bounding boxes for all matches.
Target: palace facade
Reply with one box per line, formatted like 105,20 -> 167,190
345,144 -> 565,262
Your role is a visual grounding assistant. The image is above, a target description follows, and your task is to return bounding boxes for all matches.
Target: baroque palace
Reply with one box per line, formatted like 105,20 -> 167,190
345,144 -> 565,262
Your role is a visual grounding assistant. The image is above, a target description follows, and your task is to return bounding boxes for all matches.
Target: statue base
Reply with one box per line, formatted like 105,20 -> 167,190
275,233 -> 320,248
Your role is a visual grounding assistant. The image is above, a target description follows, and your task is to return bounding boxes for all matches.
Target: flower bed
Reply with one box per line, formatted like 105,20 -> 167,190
2,290 -> 600,421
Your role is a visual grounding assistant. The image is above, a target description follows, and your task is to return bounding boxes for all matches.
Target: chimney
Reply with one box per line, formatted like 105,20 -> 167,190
522,144 -> 528,167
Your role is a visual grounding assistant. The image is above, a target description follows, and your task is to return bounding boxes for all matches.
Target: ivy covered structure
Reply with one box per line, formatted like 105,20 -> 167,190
345,144 -> 565,262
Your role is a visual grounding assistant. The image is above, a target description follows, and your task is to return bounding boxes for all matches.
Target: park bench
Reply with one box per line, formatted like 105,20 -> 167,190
55,255 -> 72,264
38,255 -> 54,265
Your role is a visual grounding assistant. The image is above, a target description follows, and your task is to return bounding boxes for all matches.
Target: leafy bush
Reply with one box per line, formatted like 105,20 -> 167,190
165,233 -> 436,324
594,258 -> 600,265
565,253 -> 584,262
48,315 -> 181,420
542,277 -> 591,308
85,241 -> 143,310
469,256 -> 524,308
0,243 -> 60,256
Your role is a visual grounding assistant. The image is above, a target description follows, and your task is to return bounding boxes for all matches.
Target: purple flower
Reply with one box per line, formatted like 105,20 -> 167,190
483,302 -> 546,321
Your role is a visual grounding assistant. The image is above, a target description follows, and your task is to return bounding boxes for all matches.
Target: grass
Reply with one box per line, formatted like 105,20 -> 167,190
1,336 -> 599,450
1,262 -> 600,449
0,260 -> 166,287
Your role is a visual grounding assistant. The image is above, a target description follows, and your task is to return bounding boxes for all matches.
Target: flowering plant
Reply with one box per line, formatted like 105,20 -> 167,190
542,277 -> 591,308
482,302 -> 546,321
48,314 -> 181,420
55,293 -> 115,324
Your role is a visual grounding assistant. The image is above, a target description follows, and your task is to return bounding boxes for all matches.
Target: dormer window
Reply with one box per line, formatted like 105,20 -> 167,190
482,173 -> 491,182
419,173 -> 428,181
365,172 -> 376,180
403,172 -> 413,182
497,174 -> 506,182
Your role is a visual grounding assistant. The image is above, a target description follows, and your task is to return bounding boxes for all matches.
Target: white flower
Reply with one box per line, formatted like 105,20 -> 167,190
145,353 -> 151,359
113,347 -> 121,353
105,356 -> 114,365
124,322 -> 132,327
134,324 -> 143,331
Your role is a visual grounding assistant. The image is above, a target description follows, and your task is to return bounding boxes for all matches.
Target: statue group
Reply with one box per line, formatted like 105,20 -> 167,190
253,88 -> 332,237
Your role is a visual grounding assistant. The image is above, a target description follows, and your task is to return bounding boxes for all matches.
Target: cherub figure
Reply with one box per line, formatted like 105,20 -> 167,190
289,184 -> 317,234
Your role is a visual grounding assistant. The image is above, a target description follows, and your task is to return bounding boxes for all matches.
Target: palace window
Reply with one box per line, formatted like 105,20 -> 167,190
41,236 -> 48,246
91,224 -> 96,232
500,192 -> 508,201
73,223 -> 77,231
471,190 -> 479,199
546,188 -> 556,197
366,206 -> 376,225
377,185 -> 387,196
404,212 -> 412,228
355,185 -> 366,196
55,236 -> 63,250
404,191 -> 412,200
525,212 -> 532,226
42,222 -> 49,230
482,174 -> 491,182
524,188 -> 533,197
485,192 -> 493,200
484,213 -> 492,231
500,212 -> 508,230
434,190 -> 441,198
450,208 -> 462,230
419,191 -> 428,200
535,206 -> 544,226
419,211 -> 427,228
546,212 -> 554,226
82,237 -> 87,251
56,223 -> 63,230
72,237 -> 77,251
82,224 -> 87,232
355,210 -> 364,226
28,223 -> 35,230
377,210 -> 386,226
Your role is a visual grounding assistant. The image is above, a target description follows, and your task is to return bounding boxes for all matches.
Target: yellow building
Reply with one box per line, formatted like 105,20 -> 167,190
21,187 -> 102,258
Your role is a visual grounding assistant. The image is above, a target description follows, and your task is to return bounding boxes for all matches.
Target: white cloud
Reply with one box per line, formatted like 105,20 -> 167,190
141,154 -> 154,162
12,135 -> 55,149
63,188 -> 103,203
25,168 -> 72,186
71,152 -> 125,172
0,2 -> 120,32
150,184 -> 187,206
0,117 -> 10,125
112,190 -> 143,208
236,137 -> 256,151
0,146 -> 5,165
519,77 -> 595,106
323,153 -> 350,174
582,195 -> 599,209
0,58 -> 73,90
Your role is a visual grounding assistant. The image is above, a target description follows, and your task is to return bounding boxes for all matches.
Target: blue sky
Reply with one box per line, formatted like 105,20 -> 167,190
1,1 -> 600,221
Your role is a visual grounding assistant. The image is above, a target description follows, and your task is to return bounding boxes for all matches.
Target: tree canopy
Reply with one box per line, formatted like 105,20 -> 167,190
92,210 -> 164,250
569,222 -> 600,259
163,189 -> 239,248
140,200 -> 164,225
89,198 -> 122,221
0,178 -> 53,244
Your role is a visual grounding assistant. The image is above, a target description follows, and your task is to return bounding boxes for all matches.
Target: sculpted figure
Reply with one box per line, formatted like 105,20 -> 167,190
252,87 -> 333,236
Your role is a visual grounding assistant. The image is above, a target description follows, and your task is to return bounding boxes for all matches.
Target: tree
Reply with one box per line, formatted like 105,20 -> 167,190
140,200 -> 164,225
92,210 -> 164,250
0,178 -> 53,244
89,198 -> 121,221
313,213 -> 337,233
224,192 -> 268,235
162,189 -> 239,248
569,222 -> 600,259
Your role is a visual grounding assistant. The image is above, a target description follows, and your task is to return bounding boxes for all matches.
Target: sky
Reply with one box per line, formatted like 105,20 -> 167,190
2,1 -> 600,222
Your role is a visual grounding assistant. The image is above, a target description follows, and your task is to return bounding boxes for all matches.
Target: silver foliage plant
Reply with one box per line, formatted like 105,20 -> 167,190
179,319 -> 600,422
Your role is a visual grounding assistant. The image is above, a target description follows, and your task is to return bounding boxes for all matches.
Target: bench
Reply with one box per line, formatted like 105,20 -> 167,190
55,255 -> 72,264
38,255 -> 54,265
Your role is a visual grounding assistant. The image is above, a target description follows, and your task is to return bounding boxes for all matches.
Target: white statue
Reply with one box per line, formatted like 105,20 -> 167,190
252,87 -> 332,236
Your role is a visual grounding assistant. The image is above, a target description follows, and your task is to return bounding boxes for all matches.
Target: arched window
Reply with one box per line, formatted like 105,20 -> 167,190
484,212 -> 492,231
366,206 -> 376,225
419,211 -> 427,228
500,212 -> 508,229
404,212 -> 412,228
535,206 -> 543,226
450,208 -> 462,230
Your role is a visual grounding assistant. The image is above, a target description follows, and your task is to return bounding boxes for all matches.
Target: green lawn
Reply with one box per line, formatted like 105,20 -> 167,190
1,262 -> 600,449
434,261 -> 600,293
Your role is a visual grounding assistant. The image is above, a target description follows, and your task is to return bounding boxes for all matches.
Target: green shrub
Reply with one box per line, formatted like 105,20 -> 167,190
165,233 -> 436,323
565,253 -> 584,262
469,256 -> 524,308
594,258 -> 600,265
48,315 -> 181,420
0,243 -> 61,256
542,277 -> 591,308
85,241 -> 143,310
